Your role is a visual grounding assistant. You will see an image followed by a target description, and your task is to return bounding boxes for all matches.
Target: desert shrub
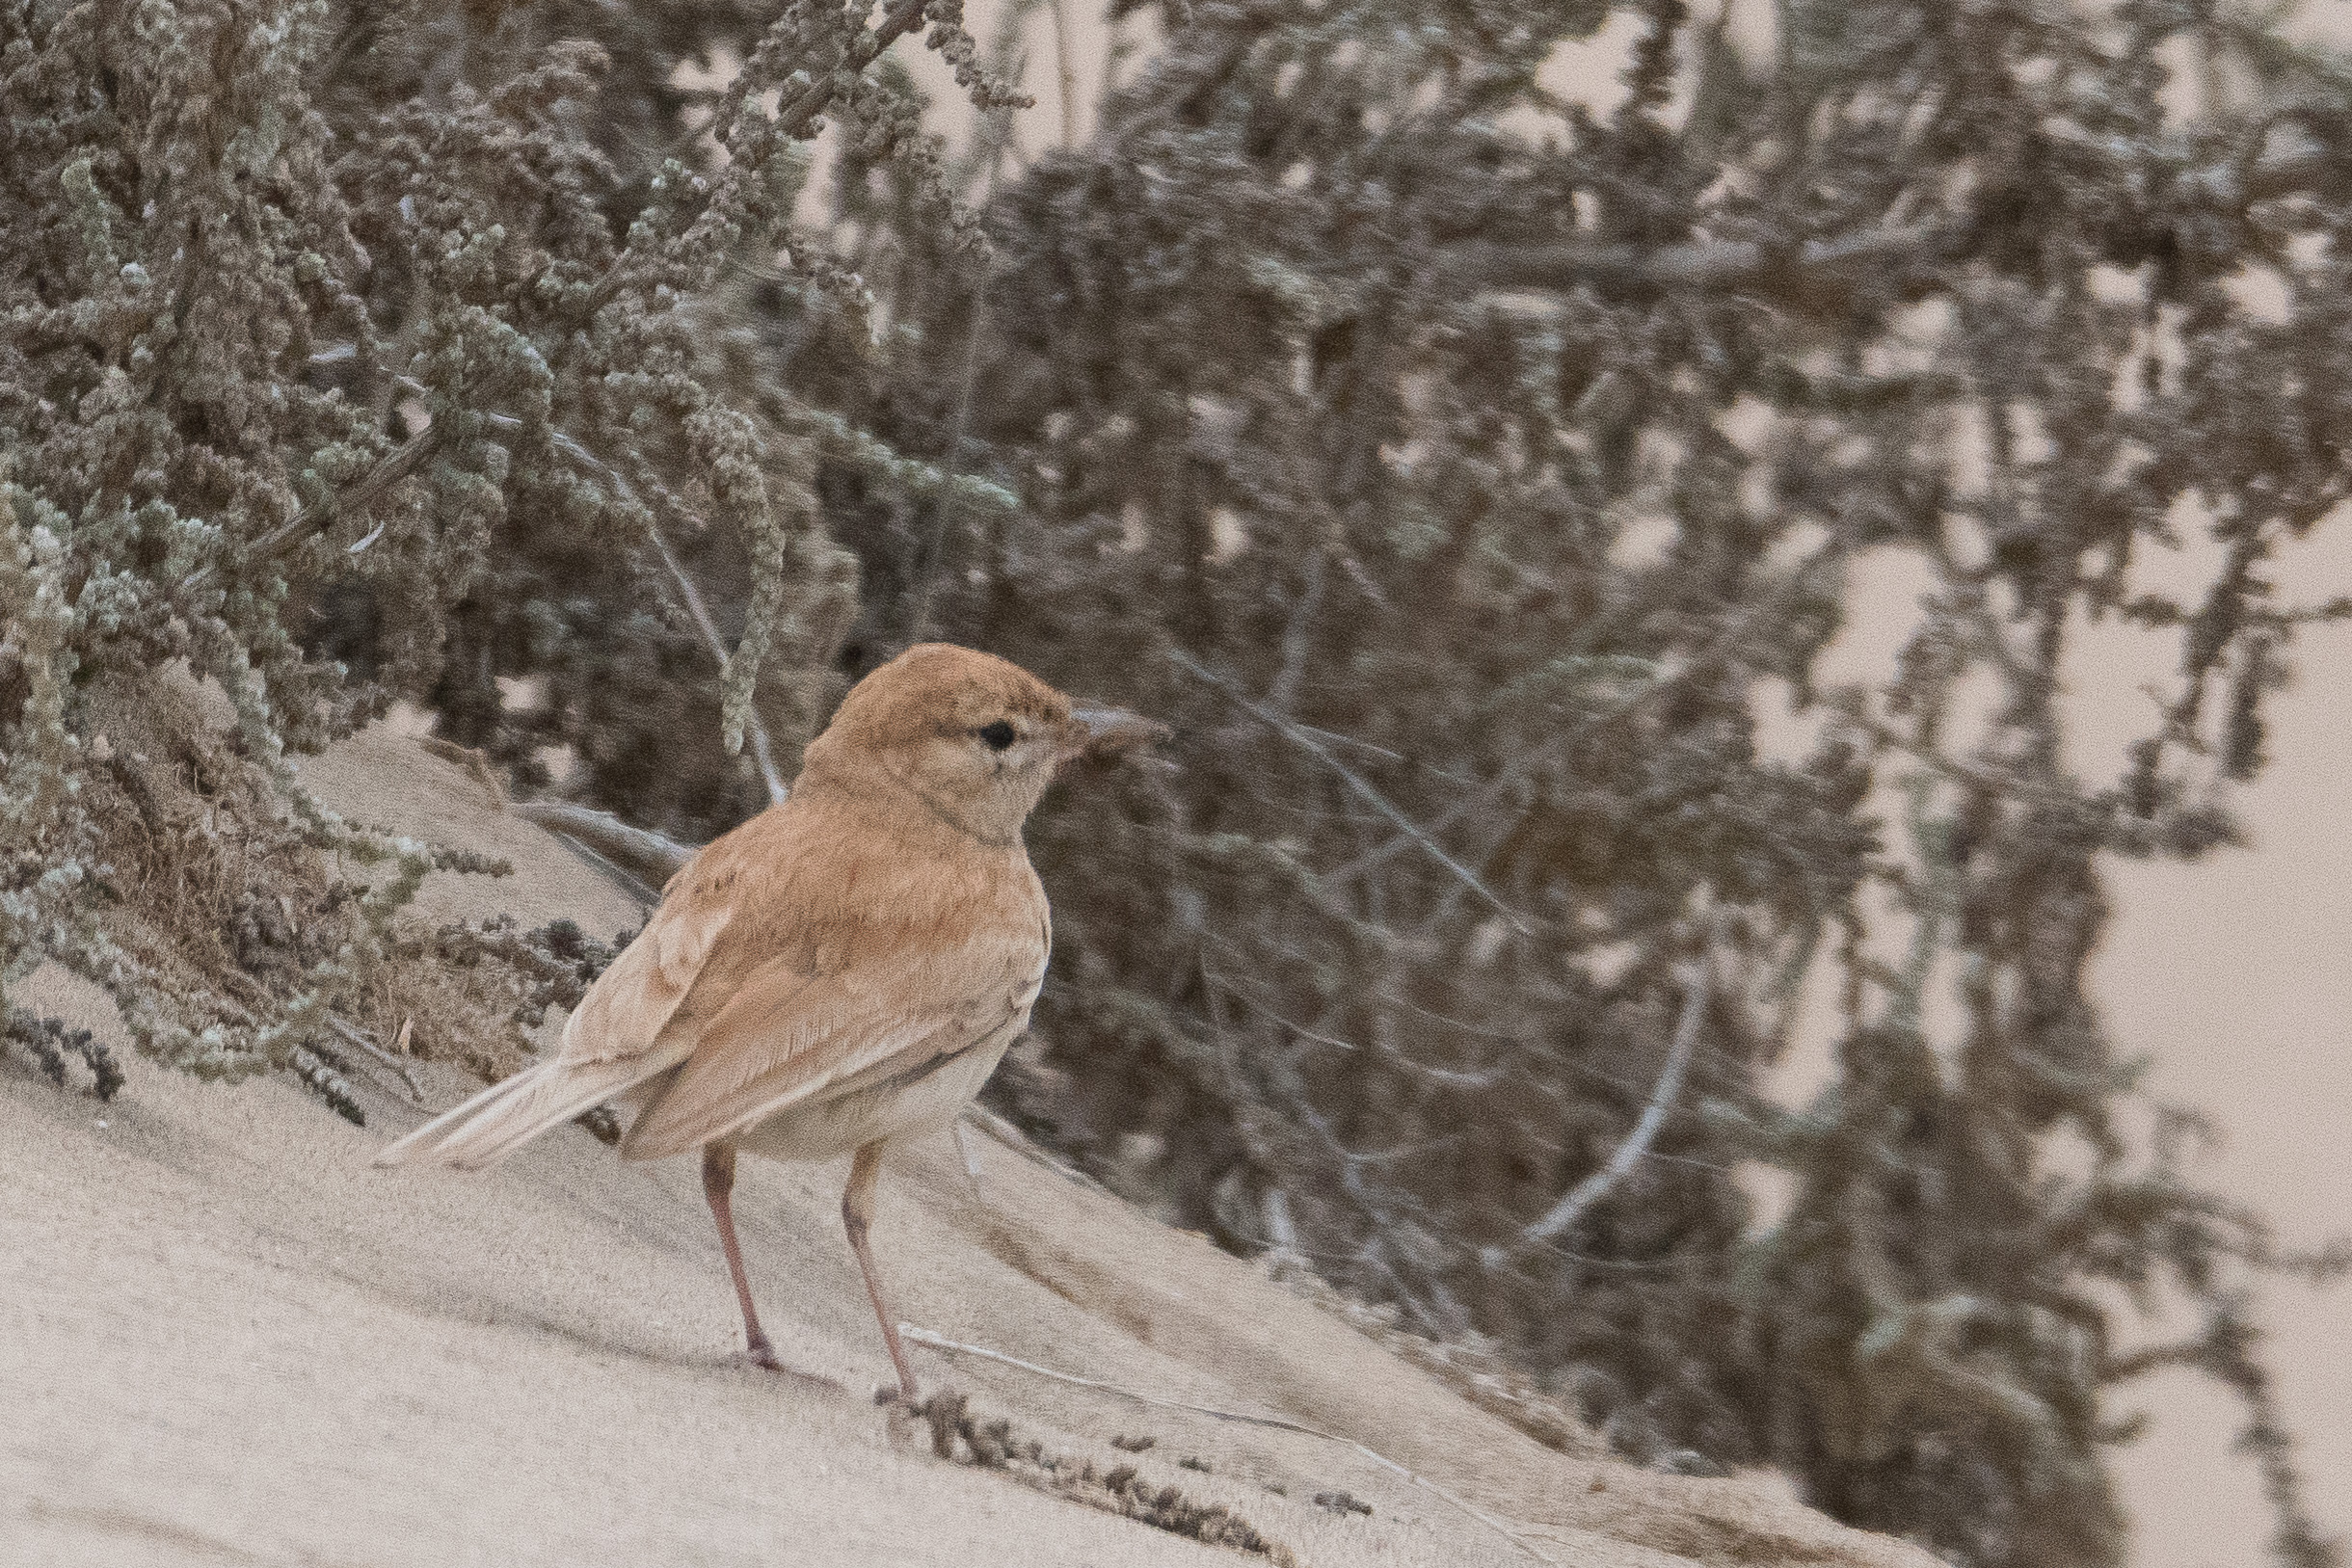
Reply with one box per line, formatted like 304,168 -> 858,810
825,4 -> 2352,1563
1,0 -> 1013,1097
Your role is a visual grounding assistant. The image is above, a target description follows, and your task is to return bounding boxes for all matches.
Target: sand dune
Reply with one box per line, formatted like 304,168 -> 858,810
3,722 -> 1935,1568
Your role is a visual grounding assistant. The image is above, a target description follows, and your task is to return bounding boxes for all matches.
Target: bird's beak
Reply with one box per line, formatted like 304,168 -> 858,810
1059,704 -> 1170,765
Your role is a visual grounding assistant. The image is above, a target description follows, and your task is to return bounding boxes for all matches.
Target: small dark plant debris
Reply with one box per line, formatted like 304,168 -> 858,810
1110,1433 -> 1157,1452
288,1039 -> 366,1126
908,1393 -> 1296,1564
2,1011 -> 125,1102
1313,1490 -> 1373,1517
1179,1455 -> 1214,1473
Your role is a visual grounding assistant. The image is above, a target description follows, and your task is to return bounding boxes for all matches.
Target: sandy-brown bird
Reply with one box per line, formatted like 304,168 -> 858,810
377,644 -> 1160,1398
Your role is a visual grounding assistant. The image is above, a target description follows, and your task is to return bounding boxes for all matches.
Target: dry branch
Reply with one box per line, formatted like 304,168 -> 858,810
1483,944 -> 1713,1268
507,801 -> 697,893
1168,649 -> 1531,933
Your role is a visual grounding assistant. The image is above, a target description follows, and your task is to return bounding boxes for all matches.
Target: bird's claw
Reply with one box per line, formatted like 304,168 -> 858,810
737,1340 -> 842,1393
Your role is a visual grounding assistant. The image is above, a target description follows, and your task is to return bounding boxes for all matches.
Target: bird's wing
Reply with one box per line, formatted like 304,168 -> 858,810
372,846 -> 736,1169
558,871 -> 735,1063
617,921 -> 1046,1162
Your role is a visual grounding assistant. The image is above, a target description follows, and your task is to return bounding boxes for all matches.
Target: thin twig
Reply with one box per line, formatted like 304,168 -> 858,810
357,401 -> 790,805
182,424 -> 446,590
638,520 -> 788,805
899,1326 -> 1563,1566
326,1015 -> 426,1104
961,1103 -> 1122,1201
906,279 -> 993,646
1321,557 -> 1833,890
1210,969 -> 1508,1090
1167,649 -> 1532,933
507,800 -> 696,897
1455,225 -> 1954,300
1044,0 -> 1080,147
1264,550 -> 1325,716
950,1119 -> 987,1200
1483,942 -> 1713,1266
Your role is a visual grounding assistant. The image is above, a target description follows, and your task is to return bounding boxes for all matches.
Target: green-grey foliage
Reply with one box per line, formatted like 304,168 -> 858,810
2,0 -> 1010,1090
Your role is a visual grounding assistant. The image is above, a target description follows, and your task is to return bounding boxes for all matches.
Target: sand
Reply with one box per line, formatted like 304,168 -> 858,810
3,720 -> 1937,1568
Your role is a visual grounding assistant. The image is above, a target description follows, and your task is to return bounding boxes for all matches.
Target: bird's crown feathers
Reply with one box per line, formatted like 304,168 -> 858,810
820,643 -> 1071,755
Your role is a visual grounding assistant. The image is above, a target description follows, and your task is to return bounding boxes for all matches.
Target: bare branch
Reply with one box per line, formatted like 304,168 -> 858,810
1453,142 -> 2344,303
1483,945 -> 1712,1268
1455,225 -> 1954,298
183,422 -> 446,590
1045,0 -> 1080,148
1168,649 -> 1533,933
507,800 -> 697,893
325,1015 -> 424,1104
1322,575 -> 1815,890
1264,550 -> 1326,716
641,518 -> 789,806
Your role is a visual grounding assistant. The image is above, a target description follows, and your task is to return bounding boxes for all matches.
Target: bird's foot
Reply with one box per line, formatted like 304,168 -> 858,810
735,1337 -> 842,1392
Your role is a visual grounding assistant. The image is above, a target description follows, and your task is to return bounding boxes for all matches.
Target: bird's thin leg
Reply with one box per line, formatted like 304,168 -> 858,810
843,1140 -> 919,1402
702,1143 -> 782,1370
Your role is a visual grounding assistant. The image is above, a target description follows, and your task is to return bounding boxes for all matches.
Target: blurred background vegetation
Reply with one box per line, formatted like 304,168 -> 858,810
4,1 -> 2348,1564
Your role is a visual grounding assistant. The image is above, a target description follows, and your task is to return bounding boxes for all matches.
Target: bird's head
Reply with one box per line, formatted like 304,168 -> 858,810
798,643 -> 1163,845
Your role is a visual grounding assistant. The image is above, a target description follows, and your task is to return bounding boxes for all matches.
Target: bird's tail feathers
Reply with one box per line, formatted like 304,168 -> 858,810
373,1050 -> 683,1170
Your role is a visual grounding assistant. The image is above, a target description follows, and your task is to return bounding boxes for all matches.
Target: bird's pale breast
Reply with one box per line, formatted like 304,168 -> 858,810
731,1010 -> 1029,1163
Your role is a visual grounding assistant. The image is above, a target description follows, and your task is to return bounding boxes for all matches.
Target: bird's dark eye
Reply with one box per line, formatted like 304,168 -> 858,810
976,720 -> 1017,752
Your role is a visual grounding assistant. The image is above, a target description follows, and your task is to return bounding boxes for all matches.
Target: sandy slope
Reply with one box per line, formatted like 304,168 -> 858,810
3,722 -> 1935,1568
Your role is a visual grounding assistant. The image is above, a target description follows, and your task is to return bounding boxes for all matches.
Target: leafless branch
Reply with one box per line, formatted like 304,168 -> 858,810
1454,145 -> 2342,302
183,422 -> 446,591
1045,0 -> 1080,148
906,279 -> 992,646
1483,943 -> 1713,1268
1264,550 -> 1325,716
1455,224 -> 1954,298
507,800 -> 696,893
1168,649 -> 1533,933
640,518 -> 789,806
1321,575 -> 1809,890
326,1015 -> 425,1104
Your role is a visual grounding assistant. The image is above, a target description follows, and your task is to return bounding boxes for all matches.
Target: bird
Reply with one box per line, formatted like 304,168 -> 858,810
376,643 -> 1162,1400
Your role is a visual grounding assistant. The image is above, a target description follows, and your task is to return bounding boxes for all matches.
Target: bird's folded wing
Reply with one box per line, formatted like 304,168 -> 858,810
373,881 -> 735,1169
617,926 -> 1043,1162
560,882 -> 734,1063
